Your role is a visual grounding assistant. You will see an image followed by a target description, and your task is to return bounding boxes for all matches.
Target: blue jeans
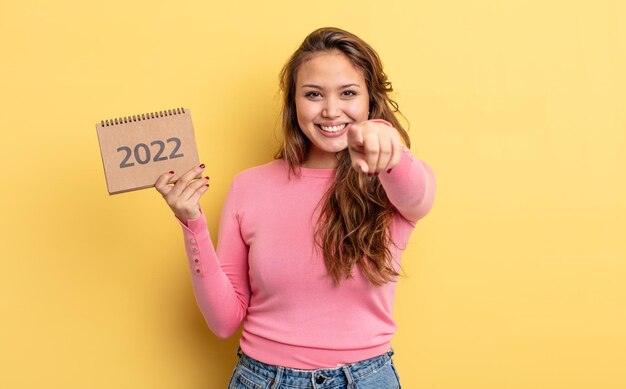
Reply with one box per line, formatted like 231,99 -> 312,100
227,346 -> 402,388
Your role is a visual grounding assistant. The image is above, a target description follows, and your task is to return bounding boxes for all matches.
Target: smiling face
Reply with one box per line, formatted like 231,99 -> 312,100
295,50 -> 370,168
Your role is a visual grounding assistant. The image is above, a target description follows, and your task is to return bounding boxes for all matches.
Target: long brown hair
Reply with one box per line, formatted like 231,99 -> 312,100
274,27 -> 411,287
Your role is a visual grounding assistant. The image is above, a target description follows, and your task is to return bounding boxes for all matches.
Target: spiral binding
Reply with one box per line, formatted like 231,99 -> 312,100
100,107 -> 186,127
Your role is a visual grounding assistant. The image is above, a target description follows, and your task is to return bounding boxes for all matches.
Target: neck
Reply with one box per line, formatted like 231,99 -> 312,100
302,150 -> 339,169
301,158 -> 338,169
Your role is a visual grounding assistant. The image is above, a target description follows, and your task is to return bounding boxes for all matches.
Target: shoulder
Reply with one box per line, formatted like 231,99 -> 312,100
226,159 -> 289,206
232,158 -> 287,185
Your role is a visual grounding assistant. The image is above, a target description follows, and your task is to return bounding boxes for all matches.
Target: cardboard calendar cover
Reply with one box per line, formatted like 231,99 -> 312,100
95,107 -> 201,195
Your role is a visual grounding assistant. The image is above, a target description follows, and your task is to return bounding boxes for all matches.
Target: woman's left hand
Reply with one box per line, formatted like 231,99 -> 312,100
346,119 -> 404,175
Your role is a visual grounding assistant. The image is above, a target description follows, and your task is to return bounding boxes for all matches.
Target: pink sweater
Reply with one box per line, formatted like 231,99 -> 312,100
176,146 -> 436,369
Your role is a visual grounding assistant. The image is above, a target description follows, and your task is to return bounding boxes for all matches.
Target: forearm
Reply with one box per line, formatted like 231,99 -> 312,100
177,211 -> 249,338
377,146 -> 436,225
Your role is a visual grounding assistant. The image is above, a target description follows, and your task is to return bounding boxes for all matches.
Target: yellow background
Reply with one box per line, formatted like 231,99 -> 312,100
1,0 -> 624,387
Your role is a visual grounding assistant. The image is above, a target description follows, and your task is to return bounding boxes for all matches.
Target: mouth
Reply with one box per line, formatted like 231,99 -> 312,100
316,123 -> 349,133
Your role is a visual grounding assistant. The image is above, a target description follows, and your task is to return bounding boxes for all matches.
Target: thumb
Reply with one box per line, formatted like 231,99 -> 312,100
351,155 -> 369,174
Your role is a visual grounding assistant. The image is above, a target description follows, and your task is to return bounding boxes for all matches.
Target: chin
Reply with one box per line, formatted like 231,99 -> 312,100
319,142 -> 348,153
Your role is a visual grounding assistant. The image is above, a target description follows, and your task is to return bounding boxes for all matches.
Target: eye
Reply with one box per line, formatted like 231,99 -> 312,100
305,91 -> 321,98
343,90 -> 357,96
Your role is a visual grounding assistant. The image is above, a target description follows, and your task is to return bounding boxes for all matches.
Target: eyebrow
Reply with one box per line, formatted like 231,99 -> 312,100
300,83 -> 361,89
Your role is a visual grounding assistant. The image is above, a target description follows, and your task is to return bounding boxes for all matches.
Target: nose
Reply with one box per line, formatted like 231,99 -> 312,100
322,96 -> 341,118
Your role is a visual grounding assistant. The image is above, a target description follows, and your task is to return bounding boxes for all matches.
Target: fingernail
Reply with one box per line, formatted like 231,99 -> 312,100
387,169 -> 392,174
169,171 -> 174,174
205,184 -> 210,187
199,163 -> 205,169
204,176 -> 210,180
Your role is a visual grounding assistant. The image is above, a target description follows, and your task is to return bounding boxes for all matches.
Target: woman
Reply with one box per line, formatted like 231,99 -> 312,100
155,27 -> 436,389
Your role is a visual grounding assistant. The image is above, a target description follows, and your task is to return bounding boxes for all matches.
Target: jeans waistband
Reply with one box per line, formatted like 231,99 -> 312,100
235,345 -> 395,385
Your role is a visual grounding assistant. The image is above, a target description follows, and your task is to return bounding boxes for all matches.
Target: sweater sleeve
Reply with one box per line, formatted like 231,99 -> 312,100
378,145 -> 437,227
174,179 -> 250,339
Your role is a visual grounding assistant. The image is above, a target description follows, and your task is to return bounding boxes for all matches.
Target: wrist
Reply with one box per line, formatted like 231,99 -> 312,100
368,118 -> 393,127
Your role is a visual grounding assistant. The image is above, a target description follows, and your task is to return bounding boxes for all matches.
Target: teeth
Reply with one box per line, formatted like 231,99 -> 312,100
319,124 -> 347,132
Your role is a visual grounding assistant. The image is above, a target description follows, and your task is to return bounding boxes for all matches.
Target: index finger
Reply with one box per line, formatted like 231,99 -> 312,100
167,163 -> 205,198
163,164 -> 204,197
